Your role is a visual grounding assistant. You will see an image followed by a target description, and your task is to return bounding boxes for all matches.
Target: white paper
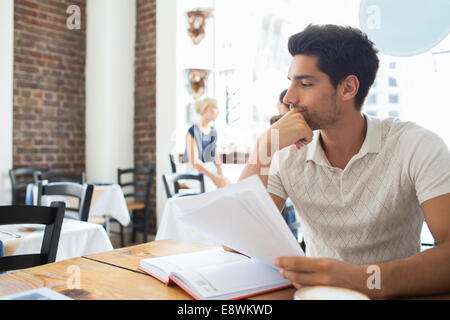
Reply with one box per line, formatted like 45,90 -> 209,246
176,175 -> 304,267
174,259 -> 290,299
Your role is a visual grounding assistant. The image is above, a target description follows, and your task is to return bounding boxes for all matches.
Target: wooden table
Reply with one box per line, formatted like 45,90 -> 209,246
0,240 -> 447,300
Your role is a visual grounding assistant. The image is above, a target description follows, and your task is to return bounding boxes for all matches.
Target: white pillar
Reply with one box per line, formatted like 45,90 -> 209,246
86,0 -> 136,183
156,0 -> 178,226
0,0 -> 14,205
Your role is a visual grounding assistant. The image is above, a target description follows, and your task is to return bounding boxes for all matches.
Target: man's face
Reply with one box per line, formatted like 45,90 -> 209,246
284,55 -> 340,131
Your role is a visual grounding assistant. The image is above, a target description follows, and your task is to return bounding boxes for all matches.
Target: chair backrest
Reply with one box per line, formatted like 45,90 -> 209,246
118,168 -> 155,206
36,182 -> 94,222
0,202 -> 65,272
34,171 -> 86,184
9,167 -> 48,205
162,173 -> 205,199
169,154 -> 177,173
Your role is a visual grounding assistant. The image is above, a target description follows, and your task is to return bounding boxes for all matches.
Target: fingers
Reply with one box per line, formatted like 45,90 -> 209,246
275,256 -> 331,273
280,269 -> 326,287
275,257 -> 335,287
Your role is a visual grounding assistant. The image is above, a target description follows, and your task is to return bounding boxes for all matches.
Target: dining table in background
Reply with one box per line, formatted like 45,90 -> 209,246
26,183 -> 131,233
0,218 -> 113,262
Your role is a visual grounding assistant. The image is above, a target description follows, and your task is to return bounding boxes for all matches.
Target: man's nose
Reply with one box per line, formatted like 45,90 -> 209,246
283,89 -> 297,108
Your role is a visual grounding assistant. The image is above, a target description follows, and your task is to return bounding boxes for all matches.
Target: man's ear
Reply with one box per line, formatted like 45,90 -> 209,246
339,75 -> 360,103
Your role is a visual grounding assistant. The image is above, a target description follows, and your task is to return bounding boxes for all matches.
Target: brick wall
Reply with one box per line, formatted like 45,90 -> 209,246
13,0 -> 86,173
135,0 -> 157,232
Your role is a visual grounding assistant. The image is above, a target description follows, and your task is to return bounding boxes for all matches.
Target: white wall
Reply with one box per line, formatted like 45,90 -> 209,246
156,0 -> 178,226
86,0 -> 136,184
0,0 -> 14,205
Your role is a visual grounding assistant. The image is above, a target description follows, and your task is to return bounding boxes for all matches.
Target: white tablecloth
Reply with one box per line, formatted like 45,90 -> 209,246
26,184 -> 130,226
155,197 -> 221,246
0,219 -> 113,262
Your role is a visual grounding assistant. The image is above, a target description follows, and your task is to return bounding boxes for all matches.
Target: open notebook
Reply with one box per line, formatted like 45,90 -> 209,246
138,248 -> 291,300
140,175 -> 304,300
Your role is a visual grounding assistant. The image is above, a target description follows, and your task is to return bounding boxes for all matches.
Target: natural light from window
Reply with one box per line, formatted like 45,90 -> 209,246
176,0 -> 450,156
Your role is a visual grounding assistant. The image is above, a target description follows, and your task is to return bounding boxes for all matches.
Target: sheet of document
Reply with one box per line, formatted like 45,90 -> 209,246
175,175 -> 304,267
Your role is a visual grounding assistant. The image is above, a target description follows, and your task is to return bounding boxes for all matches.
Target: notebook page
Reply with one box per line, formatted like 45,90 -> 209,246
250,176 -> 305,254
234,191 -> 279,235
173,259 -> 291,299
179,195 -> 300,266
140,248 -> 247,277
237,189 -> 304,256
170,175 -> 266,214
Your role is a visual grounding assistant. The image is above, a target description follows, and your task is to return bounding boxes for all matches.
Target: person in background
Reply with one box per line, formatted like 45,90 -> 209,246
270,89 -> 290,125
183,97 -> 230,191
277,89 -> 290,116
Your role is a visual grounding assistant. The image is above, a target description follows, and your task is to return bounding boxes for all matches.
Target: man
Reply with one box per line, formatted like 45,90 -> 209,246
239,24 -> 450,298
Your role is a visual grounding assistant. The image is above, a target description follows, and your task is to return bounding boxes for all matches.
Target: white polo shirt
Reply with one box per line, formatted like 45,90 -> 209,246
268,114 -> 450,265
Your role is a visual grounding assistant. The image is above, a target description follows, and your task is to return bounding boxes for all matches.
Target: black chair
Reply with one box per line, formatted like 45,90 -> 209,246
34,171 -> 86,184
36,182 -> 94,222
169,154 -> 177,173
117,167 -> 155,247
0,202 -> 65,272
169,154 -> 192,191
162,173 -> 205,199
9,167 -> 48,205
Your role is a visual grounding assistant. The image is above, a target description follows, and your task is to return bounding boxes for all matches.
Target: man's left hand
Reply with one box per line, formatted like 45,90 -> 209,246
274,256 -> 369,294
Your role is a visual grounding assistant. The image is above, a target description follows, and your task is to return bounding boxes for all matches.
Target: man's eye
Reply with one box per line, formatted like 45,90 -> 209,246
301,83 -> 312,87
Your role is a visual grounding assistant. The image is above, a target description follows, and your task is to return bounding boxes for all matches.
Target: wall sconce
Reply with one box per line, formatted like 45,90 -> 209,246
186,9 -> 213,45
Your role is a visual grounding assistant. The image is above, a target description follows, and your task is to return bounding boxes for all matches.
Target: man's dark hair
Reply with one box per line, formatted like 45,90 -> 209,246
288,24 -> 379,109
279,89 -> 289,107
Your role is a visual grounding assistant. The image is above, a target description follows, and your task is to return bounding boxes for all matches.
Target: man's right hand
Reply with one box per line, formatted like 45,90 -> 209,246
265,109 -> 313,152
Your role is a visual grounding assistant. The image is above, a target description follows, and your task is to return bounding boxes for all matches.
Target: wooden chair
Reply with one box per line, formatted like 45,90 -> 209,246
162,173 -> 205,199
0,202 -> 65,272
34,171 -> 86,184
36,182 -> 94,222
116,167 -> 155,247
9,167 -> 48,205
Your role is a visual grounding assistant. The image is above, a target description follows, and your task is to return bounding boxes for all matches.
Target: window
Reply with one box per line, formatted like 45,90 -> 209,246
388,110 -> 399,117
388,77 -> 398,87
366,94 -> 377,105
389,94 -> 399,104
177,0 -> 450,154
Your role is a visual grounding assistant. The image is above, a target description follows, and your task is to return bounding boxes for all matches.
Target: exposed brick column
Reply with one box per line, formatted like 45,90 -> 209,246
135,0 -> 157,232
13,0 -> 86,173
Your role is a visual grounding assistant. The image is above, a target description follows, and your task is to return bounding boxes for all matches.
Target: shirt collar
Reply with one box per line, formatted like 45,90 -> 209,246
305,113 -> 382,165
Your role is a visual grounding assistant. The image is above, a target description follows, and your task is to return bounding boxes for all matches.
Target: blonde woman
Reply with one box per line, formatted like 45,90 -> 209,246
183,97 -> 230,191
